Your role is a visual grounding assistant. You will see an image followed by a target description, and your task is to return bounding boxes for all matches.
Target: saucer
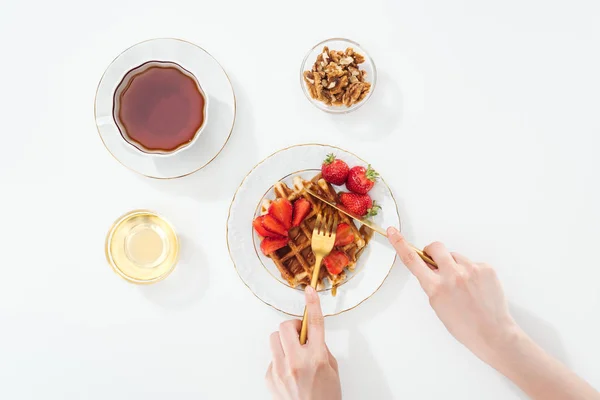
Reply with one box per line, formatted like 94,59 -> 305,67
95,38 -> 236,179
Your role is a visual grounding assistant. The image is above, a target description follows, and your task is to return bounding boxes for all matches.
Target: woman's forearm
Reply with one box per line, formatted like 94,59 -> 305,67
487,327 -> 599,400
387,233 -> 599,400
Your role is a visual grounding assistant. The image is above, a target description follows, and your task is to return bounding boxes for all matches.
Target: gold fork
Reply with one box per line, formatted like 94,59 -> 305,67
299,210 -> 338,345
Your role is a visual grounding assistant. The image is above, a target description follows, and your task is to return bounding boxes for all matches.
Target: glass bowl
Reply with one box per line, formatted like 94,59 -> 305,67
299,38 -> 377,114
105,209 -> 179,284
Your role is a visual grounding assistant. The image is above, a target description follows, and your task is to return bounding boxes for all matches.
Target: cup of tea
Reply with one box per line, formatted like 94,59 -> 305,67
112,61 -> 208,156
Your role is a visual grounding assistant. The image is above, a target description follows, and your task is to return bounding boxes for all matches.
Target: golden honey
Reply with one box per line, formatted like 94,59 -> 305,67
105,210 -> 179,284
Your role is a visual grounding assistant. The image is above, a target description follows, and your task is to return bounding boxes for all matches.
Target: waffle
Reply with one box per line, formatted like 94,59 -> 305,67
261,173 -> 373,291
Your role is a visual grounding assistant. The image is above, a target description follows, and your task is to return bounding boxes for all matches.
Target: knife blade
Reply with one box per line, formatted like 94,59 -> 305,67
305,188 -> 438,268
305,188 -> 388,236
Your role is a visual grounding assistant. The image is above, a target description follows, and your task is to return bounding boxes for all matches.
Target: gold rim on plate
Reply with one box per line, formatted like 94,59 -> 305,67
226,143 -> 401,317
94,37 -> 237,180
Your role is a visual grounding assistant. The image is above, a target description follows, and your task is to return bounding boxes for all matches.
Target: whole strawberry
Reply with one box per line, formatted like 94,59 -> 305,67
321,154 -> 349,186
339,192 -> 381,217
346,165 -> 379,194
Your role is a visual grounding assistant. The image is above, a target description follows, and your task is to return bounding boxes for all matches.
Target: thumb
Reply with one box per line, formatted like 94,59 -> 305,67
305,286 -> 325,345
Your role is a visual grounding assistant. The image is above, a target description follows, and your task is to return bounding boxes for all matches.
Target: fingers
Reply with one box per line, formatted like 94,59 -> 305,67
269,332 -> 285,372
326,345 -> 339,373
265,364 -> 280,398
265,362 -> 273,382
476,262 -> 496,276
387,227 -> 436,289
305,286 -> 325,346
278,319 -> 301,356
451,252 -> 474,271
424,242 -> 456,271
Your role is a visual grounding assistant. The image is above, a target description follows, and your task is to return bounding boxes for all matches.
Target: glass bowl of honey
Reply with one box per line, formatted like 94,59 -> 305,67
105,210 -> 179,284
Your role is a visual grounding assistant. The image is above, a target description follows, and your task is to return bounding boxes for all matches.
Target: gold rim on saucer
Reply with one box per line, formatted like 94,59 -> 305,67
105,209 -> 180,284
94,38 -> 237,180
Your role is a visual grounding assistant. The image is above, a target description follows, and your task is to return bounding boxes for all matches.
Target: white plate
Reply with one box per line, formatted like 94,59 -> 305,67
227,144 -> 400,316
94,38 -> 236,179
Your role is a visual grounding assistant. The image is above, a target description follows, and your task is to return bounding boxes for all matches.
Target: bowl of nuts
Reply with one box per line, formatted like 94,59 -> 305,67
300,38 -> 376,114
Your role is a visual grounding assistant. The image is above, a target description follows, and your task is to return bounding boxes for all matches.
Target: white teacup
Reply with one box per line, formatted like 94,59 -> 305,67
112,61 -> 208,156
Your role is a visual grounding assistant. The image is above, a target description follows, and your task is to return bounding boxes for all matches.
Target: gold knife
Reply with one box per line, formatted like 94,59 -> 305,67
305,188 -> 437,268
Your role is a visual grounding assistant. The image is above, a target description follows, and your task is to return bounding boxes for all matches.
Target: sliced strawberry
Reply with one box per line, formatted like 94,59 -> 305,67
268,198 -> 293,230
323,250 -> 350,275
253,216 -> 281,238
260,237 -> 289,256
292,198 -> 312,227
334,223 -> 354,246
253,216 -> 271,237
261,214 -> 288,237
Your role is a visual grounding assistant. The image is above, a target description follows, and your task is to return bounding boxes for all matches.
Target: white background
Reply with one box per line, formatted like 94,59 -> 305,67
1,0 -> 599,399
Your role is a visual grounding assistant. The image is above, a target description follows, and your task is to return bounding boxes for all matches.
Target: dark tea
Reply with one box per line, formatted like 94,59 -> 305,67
113,61 -> 206,154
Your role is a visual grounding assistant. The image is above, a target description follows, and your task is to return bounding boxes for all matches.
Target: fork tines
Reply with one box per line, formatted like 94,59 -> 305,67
313,210 -> 338,237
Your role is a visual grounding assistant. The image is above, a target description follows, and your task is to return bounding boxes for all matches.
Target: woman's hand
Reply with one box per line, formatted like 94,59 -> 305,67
266,286 -> 342,400
387,227 -> 600,399
387,227 -> 518,362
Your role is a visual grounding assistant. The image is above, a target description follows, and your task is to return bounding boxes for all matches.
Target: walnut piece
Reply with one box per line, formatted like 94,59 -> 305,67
303,46 -> 370,107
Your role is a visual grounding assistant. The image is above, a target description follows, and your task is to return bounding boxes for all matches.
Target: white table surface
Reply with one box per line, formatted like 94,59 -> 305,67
1,0 -> 599,398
